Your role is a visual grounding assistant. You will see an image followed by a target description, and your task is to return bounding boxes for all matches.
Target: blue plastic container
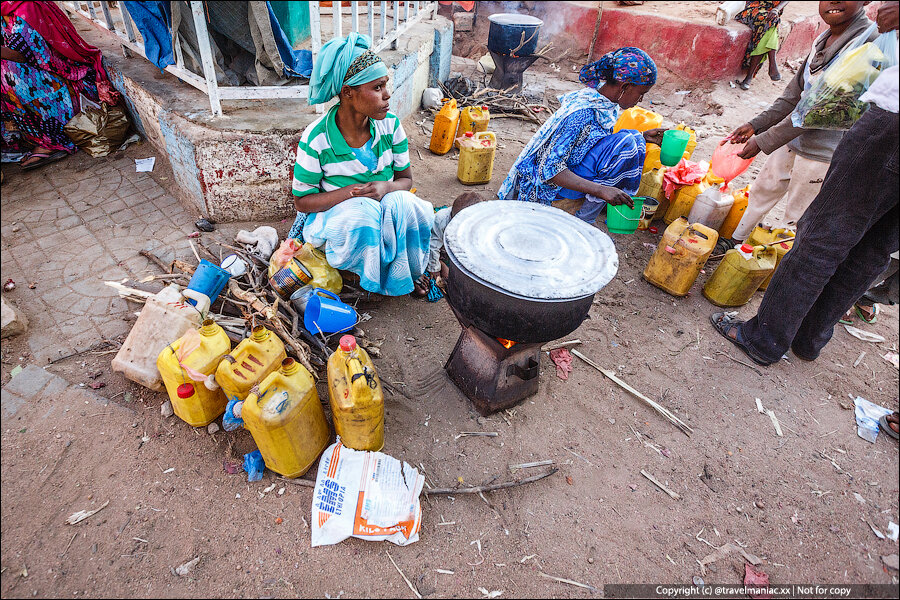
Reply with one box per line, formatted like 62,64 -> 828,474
186,260 -> 230,305
304,289 -> 357,335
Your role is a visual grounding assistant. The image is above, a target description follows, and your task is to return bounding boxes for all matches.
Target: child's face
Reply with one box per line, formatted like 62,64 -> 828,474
819,1 -> 867,27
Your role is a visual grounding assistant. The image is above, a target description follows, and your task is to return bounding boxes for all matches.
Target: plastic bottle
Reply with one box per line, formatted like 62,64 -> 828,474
429,98 -> 460,155
746,226 -> 794,291
703,244 -> 777,307
111,285 -> 210,391
327,335 -> 384,451
455,105 -> 490,148
157,319 -> 232,427
613,106 -> 663,133
719,185 -> 750,239
457,131 -> 496,185
643,217 -> 719,297
687,185 -> 734,231
242,358 -> 330,478
215,325 -> 287,403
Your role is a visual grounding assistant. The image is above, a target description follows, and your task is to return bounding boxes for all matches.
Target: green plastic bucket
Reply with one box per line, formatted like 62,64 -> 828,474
607,197 -> 644,234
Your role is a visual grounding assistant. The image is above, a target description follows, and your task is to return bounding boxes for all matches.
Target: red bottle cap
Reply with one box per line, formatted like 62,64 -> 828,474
176,383 -> 195,398
464,131 -> 474,137
740,244 -> 755,253
339,335 -> 357,352
482,105 -> 488,110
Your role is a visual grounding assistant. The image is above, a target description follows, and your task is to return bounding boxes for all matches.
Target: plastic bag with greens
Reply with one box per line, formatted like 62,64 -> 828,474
791,24 -> 898,130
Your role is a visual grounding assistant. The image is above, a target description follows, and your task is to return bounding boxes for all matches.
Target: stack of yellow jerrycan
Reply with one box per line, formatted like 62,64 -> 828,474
644,217 -> 719,297
457,131 -> 496,185
703,243 -> 777,307
242,357 -> 330,478
327,335 -> 384,451
664,171 -> 723,225
157,319 -> 232,427
455,105 -> 490,148
216,325 -> 287,403
429,98 -> 460,155
719,185 -> 750,240
746,225 -> 794,291
614,106 -> 663,133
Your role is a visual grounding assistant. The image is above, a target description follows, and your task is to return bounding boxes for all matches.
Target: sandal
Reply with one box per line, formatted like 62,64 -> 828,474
21,150 -> 67,171
714,237 -> 737,255
709,312 -> 773,366
879,412 -> 900,440
735,79 -> 750,91
855,303 -> 879,324
838,308 -> 855,325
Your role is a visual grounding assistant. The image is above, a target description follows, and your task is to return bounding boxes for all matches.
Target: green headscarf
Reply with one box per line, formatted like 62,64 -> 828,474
309,33 -> 389,105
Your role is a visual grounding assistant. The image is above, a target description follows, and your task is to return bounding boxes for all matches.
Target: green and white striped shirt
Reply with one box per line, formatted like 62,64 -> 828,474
292,105 -> 410,198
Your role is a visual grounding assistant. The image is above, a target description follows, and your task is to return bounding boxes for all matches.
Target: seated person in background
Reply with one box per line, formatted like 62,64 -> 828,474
287,33 -> 434,297
497,47 -> 664,224
412,192 -> 487,301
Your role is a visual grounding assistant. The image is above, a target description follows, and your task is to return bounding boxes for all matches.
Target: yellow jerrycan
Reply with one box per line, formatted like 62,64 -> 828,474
746,226 -> 794,291
215,325 -> 287,402
675,123 -> 697,161
455,105 -> 490,148
429,98 -> 460,155
614,106 -> 663,133
644,217 -> 719,297
327,335 -> 384,452
242,358 -> 330,478
157,319 -> 232,427
457,131 -> 496,185
636,167 -> 668,221
719,185 -> 750,239
703,244 -> 777,307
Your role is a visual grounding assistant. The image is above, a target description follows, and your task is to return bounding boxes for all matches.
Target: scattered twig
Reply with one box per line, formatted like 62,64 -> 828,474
572,349 -> 692,435
454,432 -> 498,440
641,470 -> 681,500
66,500 -> 110,525
716,350 -> 763,376
540,339 -> 581,352
539,572 -> 598,593
387,551 -> 421,599
508,460 -> 554,471
425,468 -> 558,496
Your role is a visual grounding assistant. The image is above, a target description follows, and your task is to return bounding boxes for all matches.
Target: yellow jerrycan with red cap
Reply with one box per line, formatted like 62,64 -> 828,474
703,244 -> 777,307
643,217 -> 719,297
157,319 -> 231,427
327,335 -> 384,451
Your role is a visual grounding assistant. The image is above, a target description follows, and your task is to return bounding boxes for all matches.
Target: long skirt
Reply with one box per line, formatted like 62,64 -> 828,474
554,130 -> 645,223
291,191 -> 435,296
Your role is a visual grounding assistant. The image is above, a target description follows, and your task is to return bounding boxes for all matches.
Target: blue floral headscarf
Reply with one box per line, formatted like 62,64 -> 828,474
579,47 -> 657,88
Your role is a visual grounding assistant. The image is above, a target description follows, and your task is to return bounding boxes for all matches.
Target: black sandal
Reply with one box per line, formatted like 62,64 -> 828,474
709,312 -> 772,366
879,413 -> 899,440
714,237 -> 737,255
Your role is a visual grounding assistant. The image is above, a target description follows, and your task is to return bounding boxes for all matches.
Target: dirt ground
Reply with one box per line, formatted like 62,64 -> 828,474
2,31 -> 900,600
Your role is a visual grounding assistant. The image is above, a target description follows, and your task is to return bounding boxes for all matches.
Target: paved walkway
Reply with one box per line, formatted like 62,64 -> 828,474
1,154 -> 197,363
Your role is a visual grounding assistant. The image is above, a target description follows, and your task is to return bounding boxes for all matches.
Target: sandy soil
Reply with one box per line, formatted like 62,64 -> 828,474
2,33 -> 899,600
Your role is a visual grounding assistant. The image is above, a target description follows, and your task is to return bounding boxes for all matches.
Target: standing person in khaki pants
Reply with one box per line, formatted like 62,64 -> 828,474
715,1 -> 876,253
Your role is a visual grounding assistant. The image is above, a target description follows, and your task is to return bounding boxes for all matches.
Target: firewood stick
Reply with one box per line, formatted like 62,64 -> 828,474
139,249 -> 171,273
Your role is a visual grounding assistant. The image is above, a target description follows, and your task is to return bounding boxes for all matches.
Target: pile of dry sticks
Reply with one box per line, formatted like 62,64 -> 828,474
114,234 -> 383,380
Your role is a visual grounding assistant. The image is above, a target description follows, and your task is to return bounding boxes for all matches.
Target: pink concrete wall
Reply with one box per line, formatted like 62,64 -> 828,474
505,2 -> 834,84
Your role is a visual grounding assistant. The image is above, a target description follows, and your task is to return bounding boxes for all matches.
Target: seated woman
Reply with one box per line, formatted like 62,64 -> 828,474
287,33 -> 434,296
2,1 -> 119,170
498,47 -> 664,224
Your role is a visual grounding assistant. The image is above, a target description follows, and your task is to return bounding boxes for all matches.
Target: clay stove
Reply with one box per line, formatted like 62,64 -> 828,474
444,307 -> 541,416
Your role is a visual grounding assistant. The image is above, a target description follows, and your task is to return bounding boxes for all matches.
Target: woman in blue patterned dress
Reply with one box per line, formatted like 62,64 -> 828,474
498,47 -> 664,224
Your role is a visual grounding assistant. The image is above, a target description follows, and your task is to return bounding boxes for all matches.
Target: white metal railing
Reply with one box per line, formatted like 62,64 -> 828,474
63,1 -> 438,117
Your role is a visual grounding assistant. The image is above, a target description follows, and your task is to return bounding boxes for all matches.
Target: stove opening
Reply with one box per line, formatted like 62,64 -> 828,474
497,337 -> 517,349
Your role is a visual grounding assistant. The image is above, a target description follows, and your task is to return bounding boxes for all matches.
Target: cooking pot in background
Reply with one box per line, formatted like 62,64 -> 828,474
487,13 -> 543,56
